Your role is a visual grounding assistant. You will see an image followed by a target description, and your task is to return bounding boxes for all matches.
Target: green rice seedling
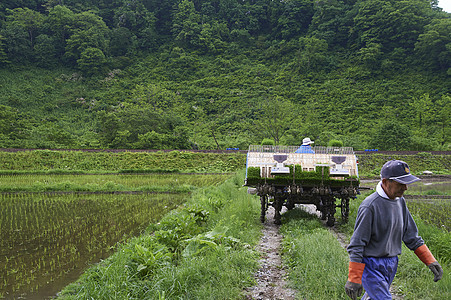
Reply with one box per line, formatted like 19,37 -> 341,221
0,173 -> 232,192
0,191 -> 188,298
407,199 -> 451,232
0,151 -> 246,173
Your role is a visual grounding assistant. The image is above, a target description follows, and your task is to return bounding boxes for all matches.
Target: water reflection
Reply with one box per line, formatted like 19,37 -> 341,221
360,177 -> 451,195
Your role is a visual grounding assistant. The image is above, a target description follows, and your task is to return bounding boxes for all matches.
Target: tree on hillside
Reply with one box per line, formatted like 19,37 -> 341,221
129,83 -> 183,112
253,96 -> 296,145
64,11 -> 110,66
0,34 -> 9,65
77,47 -> 107,76
97,110 -> 121,147
357,42 -> 382,70
44,5 -> 75,58
275,0 -> 314,39
309,0 -> 353,48
1,22 -> 32,62
410,93 -> 433,131
0,105 -> 35,147
295,36 -> 329,71
371,121 -> 412,150
415,18 -> 451,71
172,0 -> 202,49
5,7 -> 44,49
433,95 -> 451,148
198,21 -> 230,53
113,0 -> 158,49
353,0 -> 431,52
33,34 -> 58,67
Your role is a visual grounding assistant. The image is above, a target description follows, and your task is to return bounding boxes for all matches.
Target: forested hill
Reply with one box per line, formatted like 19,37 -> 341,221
0,1 -> 449,151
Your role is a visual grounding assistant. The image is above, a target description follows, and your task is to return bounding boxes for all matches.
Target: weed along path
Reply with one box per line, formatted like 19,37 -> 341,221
246,206 -> 296,300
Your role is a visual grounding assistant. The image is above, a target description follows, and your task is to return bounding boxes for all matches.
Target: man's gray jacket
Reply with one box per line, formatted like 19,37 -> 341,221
347,182 -> 424,263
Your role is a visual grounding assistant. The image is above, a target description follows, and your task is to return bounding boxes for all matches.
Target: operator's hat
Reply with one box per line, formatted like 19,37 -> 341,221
381,160 -> 420,184
302,137 -> 314,146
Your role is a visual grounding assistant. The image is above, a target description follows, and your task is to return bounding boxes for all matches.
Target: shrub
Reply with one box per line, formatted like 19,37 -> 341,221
261,138 -> 274,145
328,139 -> 343,147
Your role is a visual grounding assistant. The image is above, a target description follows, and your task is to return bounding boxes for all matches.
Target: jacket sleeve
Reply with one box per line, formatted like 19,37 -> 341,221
402,201 -> 424,251
347,205 -> 373,263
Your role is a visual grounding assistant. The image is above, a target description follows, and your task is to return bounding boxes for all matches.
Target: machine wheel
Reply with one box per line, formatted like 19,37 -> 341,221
340,197 -> 350,223
326,213 -> 336,227
324,196 -> 336,227
260,195 -> 267,223
286,195 -> 295,210
274,196 -> 283,225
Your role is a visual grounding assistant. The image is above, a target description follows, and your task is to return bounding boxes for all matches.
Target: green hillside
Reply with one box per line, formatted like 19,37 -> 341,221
0,0 -> 450,151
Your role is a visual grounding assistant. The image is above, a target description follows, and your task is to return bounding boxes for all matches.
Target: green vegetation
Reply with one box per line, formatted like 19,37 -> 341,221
280,210 -> 350,299
57,172 -> 261,299
0,147 -> 449,298
0,1 -> 449,150
357,152 -> 451,177
0,150 -> 239,298
407,199 -> 451,232
0,150 -> 245,173
0,149 -> 449,177
0,173 -> 231,192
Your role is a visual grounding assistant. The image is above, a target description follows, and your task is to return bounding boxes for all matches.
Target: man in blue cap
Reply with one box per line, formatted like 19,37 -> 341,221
345,160 -> 443,300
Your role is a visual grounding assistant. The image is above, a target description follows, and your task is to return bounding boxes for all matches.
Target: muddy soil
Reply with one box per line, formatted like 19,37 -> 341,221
245,206 -> 296,300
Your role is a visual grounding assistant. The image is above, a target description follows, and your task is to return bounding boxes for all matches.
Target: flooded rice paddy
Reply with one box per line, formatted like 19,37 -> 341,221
0,173 -> 232,299
1,192 -> 185,299
360,177 -> 451,195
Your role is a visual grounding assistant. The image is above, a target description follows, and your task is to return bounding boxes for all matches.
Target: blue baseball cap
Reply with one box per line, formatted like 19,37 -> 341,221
381,160 -> 420,184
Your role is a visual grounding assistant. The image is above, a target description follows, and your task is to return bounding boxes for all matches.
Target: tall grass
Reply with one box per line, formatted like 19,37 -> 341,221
280,209 -> 350,299
395,243 -> 451,299
57,172 -> 262,299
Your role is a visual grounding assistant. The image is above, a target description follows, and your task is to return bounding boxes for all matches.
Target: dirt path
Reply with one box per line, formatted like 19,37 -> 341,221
246,204 -> 404,300
245,206 -> 296,300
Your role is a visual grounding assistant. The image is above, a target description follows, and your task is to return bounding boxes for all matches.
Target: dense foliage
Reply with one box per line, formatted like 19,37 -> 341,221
1,149 -> 449,177
0,0 -> 449,150
0,149 -> 245,172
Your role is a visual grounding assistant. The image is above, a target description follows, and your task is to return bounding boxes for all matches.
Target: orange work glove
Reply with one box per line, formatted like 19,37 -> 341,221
345,261 -> 365,300
414,244 -> 443,282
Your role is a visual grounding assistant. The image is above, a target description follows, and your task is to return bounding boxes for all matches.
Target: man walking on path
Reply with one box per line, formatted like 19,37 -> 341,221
345,160 -> 443,300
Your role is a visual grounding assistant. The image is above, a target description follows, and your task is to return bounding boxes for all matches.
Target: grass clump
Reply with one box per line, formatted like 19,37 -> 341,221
280,208 -> 350,299
57,171 -> 261,299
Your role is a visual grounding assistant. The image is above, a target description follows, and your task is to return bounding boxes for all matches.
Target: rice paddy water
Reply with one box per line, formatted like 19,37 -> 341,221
0,173 -> 232,299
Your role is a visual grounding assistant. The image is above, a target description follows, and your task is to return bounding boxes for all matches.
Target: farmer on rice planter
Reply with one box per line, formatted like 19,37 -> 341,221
294,137 -> 315,153
345,160 -> 443,300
